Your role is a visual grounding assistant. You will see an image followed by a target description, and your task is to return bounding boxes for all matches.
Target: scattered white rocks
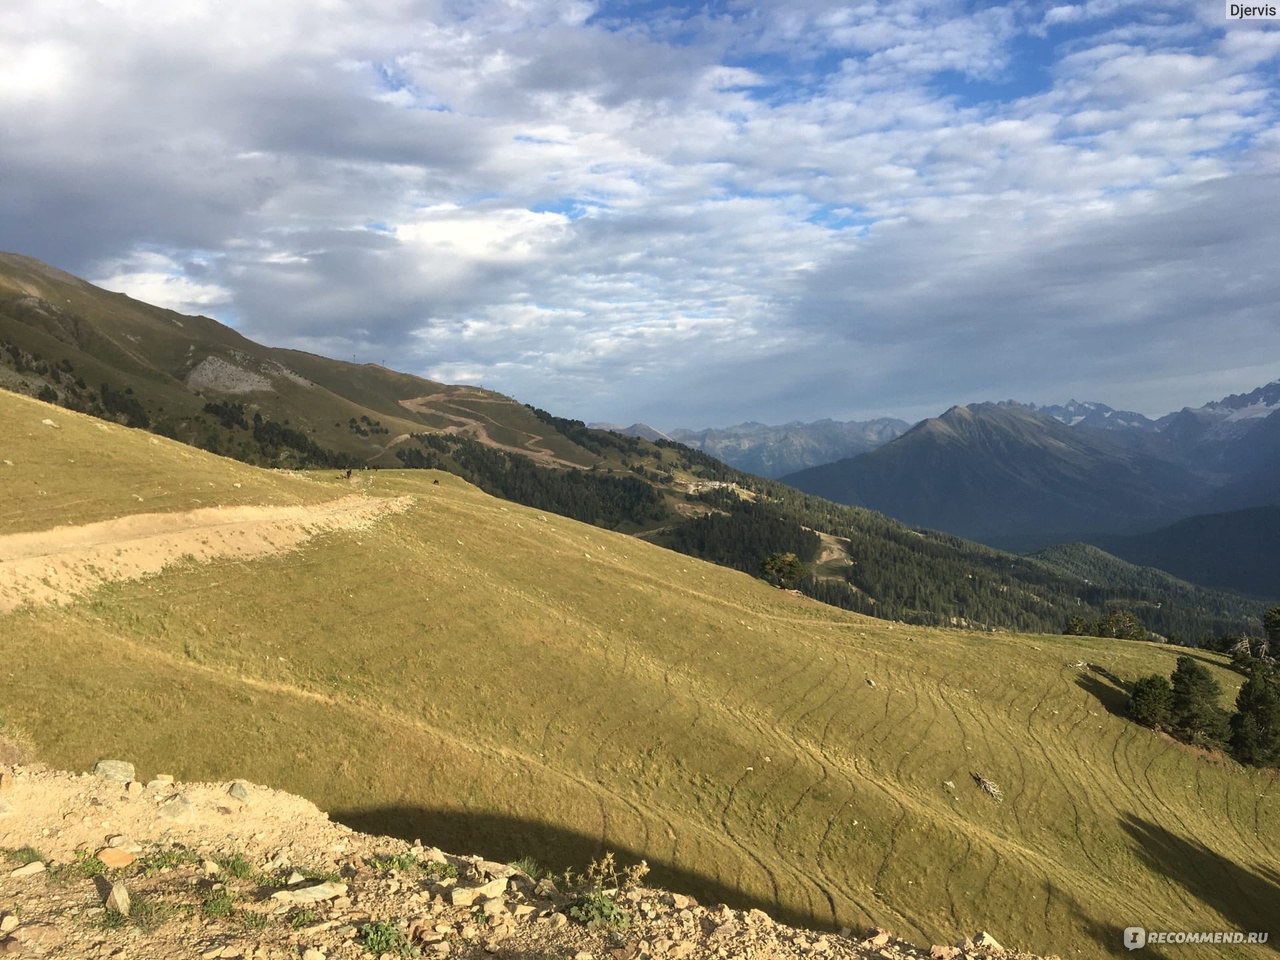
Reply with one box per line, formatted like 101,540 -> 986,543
0,762 -> 1059,960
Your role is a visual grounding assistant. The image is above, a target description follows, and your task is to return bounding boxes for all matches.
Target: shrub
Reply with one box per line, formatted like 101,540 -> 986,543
563,852 -> 648,930
357,921 -> 418,957
1128,674 -> 1174,729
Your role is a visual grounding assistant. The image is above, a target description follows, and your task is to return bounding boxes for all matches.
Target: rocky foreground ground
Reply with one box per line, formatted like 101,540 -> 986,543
0,762 -> 1057,960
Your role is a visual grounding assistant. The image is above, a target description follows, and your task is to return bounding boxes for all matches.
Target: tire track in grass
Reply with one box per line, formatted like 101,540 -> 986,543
806,662 -> 911,932
720,766 -> 783,908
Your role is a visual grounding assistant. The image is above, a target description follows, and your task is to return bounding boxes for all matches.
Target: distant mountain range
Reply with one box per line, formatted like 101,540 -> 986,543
668,418 -> 908,478
780,391 -> 1280,597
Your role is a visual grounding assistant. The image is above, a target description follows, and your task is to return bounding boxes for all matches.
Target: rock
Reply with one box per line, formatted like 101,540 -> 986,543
861,929 -> 892,948
476,859 -> 513,878
0,938 -> 18,956
96,848 -> 136,869
574,952 -> 594,960
450,887 -> 478,908
158,794 -> 194,821
105,882 -> 131,917
91,760 -> 134,782
450,876 -> 506,907
11,924 -> 63,953
974,932 -> 1003,952
202,859 -> 221,875
929,947 -> 961,960
669,893 -> 693,910
427,943 -> 450,956
302,951 -> 325,960
270,882 -> 348,904
125,780 -> 143,798
0,917 -> 16,934
9,862 -> 44,879
228,781 -> 249,802
746,909 -> 771,927
0,771 -> 12,793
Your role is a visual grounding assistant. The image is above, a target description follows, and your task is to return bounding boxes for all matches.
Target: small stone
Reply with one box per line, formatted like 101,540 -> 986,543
10,862 -> 44,879
270,882 -> 348,904
0,771 -> 12,793
105,882 -> 131,917
201,948 -> 222,960
92,760 -> 135,783
669,893 -> 693,910
548,912 -> 568,929
428,944 -> 450,957
125,780 -> 143,798
303,951 -> 325,960
202,859 -> 221,875
158,794 -> 194,821
0,917 -> 16,934
220,948 -> 242,959
228,782 -> 249,802
287,871 -> 305,885
929,947 -> 960,960
0,938 -> 18,956
574,953 -> 594,960
450,887 -> 478,908
97,848 -> 136,869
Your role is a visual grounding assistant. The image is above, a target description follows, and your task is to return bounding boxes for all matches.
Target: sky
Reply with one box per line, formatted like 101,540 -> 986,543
2,0 -> 1279,430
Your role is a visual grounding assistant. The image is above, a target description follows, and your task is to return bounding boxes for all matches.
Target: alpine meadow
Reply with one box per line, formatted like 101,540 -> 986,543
2,388 -> 1278,958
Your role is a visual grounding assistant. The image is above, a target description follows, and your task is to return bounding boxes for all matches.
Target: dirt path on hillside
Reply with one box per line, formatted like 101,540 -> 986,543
0,494 -> 411,613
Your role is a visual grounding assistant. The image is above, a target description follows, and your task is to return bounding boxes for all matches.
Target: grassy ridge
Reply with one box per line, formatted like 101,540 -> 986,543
2,391 -> 1278,958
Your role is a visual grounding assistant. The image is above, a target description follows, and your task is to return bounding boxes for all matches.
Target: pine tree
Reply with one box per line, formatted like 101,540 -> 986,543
1230,666 -> 1280,767
1169,656 -> 1230,745
1128,674 -> 1174,729
1264,607 -> 1280,646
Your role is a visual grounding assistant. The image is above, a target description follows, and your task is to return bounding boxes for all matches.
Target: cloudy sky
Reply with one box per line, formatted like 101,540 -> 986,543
2,0 -> 1278,428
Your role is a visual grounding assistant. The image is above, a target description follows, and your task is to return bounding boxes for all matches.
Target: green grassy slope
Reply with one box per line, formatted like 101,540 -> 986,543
2,252 -> 1266,639
2,390 -> 1277,958
0,251 -> 593,468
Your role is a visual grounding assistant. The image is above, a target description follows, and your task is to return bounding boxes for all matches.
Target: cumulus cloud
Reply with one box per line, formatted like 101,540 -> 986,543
1,0 -> 1278,428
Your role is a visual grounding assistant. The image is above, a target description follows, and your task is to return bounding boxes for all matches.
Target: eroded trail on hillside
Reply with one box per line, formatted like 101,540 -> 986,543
0,493 -> 411,612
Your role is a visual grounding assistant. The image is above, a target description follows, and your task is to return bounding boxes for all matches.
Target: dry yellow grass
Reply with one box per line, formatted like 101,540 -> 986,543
2,388 -> 1277,958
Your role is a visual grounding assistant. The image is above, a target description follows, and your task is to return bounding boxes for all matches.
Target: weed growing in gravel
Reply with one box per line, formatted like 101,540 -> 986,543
215,851 -> 256,879
235,910 -> 270,932
138,847 -> 199,872
95,896 -> 180,932
563,852 -> 648,930
50,850 -> 104,881
2,846 -> 45,864
422,860 -> 458,881
358,920 -> 419,957
296,865 -> 343,883
201,888 -> 237,919
289,908 -> 322,929
509,855 -> 546,879
368,851 -> 421,872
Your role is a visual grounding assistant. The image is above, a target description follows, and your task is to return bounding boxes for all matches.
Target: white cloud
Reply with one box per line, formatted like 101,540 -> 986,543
1,0 -> 1278,425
